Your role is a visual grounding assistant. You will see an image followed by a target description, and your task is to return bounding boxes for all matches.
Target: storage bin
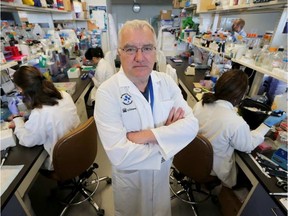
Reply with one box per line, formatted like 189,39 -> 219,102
238,98 -> 271,130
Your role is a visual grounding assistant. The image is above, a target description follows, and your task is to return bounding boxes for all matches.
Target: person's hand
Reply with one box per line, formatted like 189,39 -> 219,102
15,93 -> 23,101
9,121 -> 15,129
264,110 -> 286,127
8,99 -> 19,115
165,107 -> 185,126
7,111 -> 24,121
88,71 -> 95,79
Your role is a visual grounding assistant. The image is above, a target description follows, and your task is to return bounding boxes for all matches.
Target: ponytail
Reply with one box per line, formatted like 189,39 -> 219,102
202,92 -> 217,106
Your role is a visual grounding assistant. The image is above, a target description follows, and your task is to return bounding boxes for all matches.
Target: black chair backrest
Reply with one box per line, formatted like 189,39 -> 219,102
173,134 -> 214,183
52,117 -> 97,182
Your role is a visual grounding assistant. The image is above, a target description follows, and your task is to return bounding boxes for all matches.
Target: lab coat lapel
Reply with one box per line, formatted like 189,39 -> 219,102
150,72 -> 174,128
117,71 -> 155,129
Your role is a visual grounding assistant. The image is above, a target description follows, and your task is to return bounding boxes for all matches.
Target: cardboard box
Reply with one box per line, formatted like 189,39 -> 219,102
88,20 -> 99,30
160,10 -> 172,20
81,2 -> 87,11
83,11 -> 88,19
179,0 -> 186,8
173,0 -> 180,8
207,4 -> 216,10
63,0 -> 72,11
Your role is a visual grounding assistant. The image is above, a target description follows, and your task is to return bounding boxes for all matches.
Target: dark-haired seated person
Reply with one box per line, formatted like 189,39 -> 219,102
7,65 -> 80,215
85,47 -> 115,106
8,65 -> 80,170
193,69 -> 286,189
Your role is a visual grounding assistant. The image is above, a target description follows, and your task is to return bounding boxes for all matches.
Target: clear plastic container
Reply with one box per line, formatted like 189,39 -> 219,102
282,51 -> 288,72
275,131 -> 288,149
262,47 -> 278,70
255,45 -> 269,67
252,35 -> 263,59
271,92 -> 288,111
262,31 -> 273,47
271,47 -> 285,69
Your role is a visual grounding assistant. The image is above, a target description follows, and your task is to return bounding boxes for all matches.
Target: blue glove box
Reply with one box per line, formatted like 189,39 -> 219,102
272,146 -> 288,170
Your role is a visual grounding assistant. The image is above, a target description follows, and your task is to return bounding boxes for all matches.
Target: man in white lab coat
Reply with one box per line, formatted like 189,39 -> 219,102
94,20 -> 199,216
231,18 -> 247,42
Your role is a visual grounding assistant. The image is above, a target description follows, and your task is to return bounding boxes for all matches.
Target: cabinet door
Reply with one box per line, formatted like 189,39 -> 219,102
241,184 -> 285,216
187,92 -> 197,108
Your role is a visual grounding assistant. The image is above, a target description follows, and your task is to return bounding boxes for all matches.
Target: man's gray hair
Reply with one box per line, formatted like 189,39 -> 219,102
118,19 -> 157,45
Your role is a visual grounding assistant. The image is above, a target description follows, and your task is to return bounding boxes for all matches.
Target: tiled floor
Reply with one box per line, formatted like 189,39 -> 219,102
29,133 -> 223,216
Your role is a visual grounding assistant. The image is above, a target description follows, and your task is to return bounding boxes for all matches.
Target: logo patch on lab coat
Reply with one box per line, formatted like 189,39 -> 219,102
121,93 -> 132,105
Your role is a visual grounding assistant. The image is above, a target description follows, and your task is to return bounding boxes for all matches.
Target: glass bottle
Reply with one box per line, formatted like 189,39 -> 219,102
225,34 -> 234,57
245,46 -> 254,59
281,50 -> 288,72
271,47 -> 285,70
262,47 -> 277,70
262,31 -> 273,47
255,45 -> 269,66
252,35 -> 263,59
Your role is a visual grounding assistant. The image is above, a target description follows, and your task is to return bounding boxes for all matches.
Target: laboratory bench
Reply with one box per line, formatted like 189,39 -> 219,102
57,71 -> 92,124
1,72 -> 92,215
168,57 -> 287,215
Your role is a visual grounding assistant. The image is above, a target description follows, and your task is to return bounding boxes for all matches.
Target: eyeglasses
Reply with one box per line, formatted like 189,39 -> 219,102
119,45 -> 156,56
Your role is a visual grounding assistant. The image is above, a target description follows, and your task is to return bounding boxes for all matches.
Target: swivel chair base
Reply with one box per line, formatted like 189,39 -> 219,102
170,167 -> 220,216
49,163 -> 111,216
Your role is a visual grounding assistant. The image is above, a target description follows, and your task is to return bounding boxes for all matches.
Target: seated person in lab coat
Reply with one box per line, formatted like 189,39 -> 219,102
94,19 -> 199,216
231,18 -> 247,42
8,65 -> 80,171
85,47 -> 115,106
193,69 -> 286,189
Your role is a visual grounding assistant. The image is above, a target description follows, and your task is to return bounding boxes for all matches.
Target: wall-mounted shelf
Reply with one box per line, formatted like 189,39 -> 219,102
191,42 -> 287,83
197,1 -> 287,14
1,2 -> 70,13
0,53 -> 45,71
233,58 -> 287,83
185,4 -> 197,11
0,61 -> 18,71
53,19 -> 90,23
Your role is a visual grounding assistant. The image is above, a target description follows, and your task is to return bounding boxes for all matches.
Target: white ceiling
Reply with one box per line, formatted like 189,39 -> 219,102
110,0 -> 170,5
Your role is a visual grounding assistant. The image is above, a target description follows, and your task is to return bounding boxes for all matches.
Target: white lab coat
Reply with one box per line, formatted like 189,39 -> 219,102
13,91 -> 80,170
87,58 -> 115,106
193,100 -> 270,188
95,69 -> 199,216
165,64 -> 178,85
232,29 -> 247,42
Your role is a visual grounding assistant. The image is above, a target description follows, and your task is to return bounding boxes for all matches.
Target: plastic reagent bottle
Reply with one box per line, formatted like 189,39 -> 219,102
255,45 -> 269,67
271,47 -> 285,69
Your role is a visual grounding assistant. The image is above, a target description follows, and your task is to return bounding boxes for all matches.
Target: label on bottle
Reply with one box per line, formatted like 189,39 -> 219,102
272,60 -> 282,68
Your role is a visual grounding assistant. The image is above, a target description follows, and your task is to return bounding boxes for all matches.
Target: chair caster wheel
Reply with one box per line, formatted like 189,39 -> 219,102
107,178 -> 112,184
97,209 -> 105,216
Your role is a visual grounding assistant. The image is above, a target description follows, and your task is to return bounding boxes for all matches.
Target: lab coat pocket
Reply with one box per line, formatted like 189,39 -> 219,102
121,106 -> 141,132
114,169 -> 140,189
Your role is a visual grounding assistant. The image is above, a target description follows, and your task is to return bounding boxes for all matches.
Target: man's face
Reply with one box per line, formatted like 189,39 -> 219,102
118,26 -> 157,81
232,22 -> 241,33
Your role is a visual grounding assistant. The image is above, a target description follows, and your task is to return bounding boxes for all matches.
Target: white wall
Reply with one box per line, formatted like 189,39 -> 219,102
219,12 -> 282,36
219,11 -> 287,49
110,4 -> 181,32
